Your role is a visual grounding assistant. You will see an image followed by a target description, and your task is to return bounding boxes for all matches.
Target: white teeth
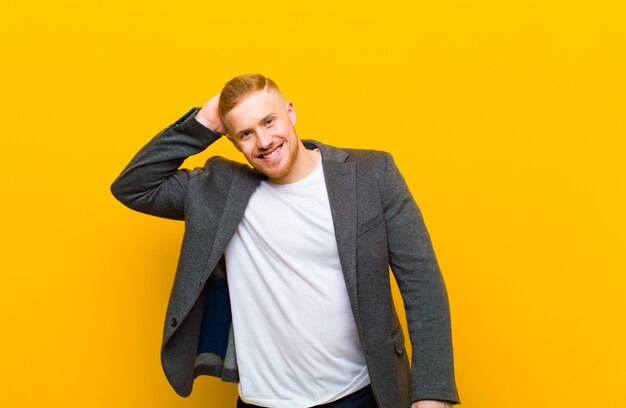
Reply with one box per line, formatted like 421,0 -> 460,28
261,144 -> 282,159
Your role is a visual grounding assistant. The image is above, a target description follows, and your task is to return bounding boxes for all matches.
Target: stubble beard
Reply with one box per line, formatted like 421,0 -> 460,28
257,142 -> 298,182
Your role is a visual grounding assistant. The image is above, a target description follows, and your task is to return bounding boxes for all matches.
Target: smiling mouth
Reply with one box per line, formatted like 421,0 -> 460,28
258,144 -> 283,159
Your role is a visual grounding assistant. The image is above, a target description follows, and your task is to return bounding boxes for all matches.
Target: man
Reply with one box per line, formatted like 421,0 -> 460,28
111,74 -> 460,408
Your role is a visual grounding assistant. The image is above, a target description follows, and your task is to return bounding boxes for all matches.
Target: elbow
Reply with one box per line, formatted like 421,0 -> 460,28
110,177 -> 131,206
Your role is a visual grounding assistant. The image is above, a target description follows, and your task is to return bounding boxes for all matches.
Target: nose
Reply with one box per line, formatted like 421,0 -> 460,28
256,129 -> 273,150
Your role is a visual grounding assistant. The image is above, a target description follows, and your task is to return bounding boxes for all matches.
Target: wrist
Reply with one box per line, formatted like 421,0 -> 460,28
193,111 -> 217,131
412,401 -> 453,408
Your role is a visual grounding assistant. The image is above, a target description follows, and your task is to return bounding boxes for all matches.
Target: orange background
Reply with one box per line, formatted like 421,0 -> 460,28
1,0 -> 624,406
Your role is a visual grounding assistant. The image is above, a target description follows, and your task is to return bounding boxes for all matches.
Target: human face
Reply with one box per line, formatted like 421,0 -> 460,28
223,89 -> 306,184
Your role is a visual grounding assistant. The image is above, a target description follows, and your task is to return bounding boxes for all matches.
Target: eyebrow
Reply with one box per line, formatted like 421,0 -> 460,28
235,112 -> 277,138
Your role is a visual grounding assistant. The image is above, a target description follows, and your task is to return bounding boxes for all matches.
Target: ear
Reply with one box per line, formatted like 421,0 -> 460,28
226,134 -> 242,152
286,101 -> 296,126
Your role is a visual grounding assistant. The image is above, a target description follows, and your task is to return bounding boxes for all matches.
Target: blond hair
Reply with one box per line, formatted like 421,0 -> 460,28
218,74 -> 281,117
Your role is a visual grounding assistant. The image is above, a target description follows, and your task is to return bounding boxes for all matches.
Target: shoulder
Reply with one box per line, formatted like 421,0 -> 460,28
305,139 -> 392,166
315,140 -> 394,176
309,140 -> 399,194
187,155 -> 255,184
204,155 -> 249,173
344,146 -> 390,164
182,156 -> 260,204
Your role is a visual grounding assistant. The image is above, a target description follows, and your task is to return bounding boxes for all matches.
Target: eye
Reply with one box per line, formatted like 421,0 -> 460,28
266,117 -> 275,126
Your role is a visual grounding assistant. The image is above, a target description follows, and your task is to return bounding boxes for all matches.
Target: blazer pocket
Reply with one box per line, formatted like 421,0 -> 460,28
357,211 -> 384,237
391,326 -> 405,355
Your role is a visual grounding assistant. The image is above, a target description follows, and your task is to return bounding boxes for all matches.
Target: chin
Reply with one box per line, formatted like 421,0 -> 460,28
264,169 -> 287,180
262,165 -> 290,181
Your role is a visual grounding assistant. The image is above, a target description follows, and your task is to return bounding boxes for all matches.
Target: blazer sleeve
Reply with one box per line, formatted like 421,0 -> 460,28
110,107 -> 221,220
381,152 -> 460,404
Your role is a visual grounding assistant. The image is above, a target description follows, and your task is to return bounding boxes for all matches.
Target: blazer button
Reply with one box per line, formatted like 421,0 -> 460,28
170,317 -> 177,327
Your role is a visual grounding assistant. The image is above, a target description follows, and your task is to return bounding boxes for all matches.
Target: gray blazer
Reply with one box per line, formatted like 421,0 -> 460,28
111,108 -> 460,407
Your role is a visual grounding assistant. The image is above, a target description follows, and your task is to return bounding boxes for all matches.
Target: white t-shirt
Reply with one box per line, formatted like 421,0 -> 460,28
224,156 -> 370,408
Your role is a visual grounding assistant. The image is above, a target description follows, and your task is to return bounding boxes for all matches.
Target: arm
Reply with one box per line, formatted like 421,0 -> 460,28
110,94 -> 224,220
381,153 -> 460,405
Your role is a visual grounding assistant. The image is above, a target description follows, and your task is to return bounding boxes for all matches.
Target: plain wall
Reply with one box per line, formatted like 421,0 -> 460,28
1,0 -> 624,406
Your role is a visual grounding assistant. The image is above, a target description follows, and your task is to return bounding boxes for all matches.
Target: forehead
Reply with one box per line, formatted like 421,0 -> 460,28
225,89 -> 284,129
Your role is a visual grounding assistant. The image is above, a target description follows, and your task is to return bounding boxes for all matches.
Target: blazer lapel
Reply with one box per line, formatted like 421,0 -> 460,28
205,167 -> 263,275
306,140 -> 360,319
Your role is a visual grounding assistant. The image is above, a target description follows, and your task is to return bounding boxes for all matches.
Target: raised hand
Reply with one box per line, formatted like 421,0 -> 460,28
195,93 -> 227,136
